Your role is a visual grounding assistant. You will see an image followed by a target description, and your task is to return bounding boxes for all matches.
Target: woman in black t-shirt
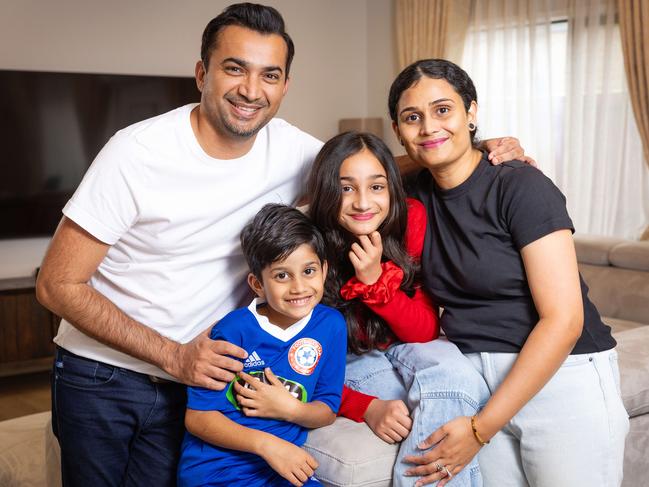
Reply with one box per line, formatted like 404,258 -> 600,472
387,59 -> 628,487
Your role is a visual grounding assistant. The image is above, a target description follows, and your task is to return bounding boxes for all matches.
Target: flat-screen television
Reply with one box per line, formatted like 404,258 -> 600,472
0,69 -> 200,238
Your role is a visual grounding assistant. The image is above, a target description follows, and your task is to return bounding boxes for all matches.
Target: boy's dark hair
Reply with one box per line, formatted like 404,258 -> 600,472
240,204 -> 327,279
201,3 -> 295,76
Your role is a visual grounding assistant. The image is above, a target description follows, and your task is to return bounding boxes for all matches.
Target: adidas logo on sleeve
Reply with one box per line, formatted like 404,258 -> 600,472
243,351 -> 266,368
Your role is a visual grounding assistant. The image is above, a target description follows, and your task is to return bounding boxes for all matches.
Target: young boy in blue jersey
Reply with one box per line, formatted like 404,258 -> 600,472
178,204 -> 348,487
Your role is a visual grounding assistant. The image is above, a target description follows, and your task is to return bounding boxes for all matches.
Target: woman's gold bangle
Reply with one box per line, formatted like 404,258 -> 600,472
470,415 -> 489,446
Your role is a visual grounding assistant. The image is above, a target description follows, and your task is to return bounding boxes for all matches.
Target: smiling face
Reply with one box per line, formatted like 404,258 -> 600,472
393,76 -> 477,172
337,148 -> 390,237
195,25 -> 289,144
248,244 -> 327,329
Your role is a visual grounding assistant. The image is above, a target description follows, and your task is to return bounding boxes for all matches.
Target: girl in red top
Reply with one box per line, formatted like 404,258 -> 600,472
306,131 -> 489,487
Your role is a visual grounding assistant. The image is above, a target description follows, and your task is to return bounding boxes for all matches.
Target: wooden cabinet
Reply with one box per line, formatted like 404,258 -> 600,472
0,277 -> 59,376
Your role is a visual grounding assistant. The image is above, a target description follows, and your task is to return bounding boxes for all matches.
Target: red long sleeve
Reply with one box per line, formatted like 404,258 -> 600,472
337,198 -> 439,421
340,198 -> 439,343
341,263 -> 439,343
339,385 -> 377,422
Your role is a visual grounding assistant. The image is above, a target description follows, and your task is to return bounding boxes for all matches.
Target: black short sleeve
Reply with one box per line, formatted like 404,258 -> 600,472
414,157 -> 614,354
499,164 -> 574,250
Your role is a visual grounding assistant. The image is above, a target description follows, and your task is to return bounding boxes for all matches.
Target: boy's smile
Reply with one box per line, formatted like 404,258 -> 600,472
248,243 -> 327,329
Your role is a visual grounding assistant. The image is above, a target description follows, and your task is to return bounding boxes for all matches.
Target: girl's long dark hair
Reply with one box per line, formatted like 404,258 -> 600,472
307,131 -> 418,354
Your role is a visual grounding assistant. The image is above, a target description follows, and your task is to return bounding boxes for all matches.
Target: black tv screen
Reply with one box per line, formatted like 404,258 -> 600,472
0,69 -> 200,238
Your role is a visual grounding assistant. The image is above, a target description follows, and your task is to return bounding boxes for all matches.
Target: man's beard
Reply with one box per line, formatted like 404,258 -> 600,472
220,94 -> 271,138
221,115 -> 268,138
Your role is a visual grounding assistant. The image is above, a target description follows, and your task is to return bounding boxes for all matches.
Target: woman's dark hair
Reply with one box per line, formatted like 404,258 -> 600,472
306,131 -> 418,354
201,3 -> 295,76
240,204 -> 326,280
388,58 -> 479,143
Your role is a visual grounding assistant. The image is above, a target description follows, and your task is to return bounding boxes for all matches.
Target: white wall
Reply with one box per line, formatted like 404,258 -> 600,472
365,0 -> 401,154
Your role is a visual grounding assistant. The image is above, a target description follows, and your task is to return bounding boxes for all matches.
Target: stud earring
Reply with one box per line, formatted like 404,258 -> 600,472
468,122 -> 476,131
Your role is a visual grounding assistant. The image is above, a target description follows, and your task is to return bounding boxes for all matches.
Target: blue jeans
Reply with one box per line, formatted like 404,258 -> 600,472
345,339 -> 489,487
51,347 -> 187,487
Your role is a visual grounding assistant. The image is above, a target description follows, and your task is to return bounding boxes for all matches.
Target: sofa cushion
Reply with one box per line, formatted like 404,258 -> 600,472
613,326 -> 649,418
579,263 -> 649,325
622,414 -> 649,487
605,317 -> 644,334
573,234 -> 624,265
0,411 -> 60,487
609,241 -> 649,272
305,418 -> 396,486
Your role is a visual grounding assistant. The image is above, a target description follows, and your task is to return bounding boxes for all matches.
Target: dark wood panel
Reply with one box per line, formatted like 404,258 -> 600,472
0,295 -> 5,361
0,294 -> 19,362
16,293 -> 55,360
0,284 -> 57,372
51,312 -> 61,338
0,357 -> 53,378
0,276 -> 36,291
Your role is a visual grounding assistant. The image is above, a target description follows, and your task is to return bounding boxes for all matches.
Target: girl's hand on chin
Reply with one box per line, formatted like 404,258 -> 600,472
349,231 -> 383,285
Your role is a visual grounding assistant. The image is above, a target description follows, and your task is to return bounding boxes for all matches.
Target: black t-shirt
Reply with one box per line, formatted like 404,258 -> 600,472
413,153 -> 616,354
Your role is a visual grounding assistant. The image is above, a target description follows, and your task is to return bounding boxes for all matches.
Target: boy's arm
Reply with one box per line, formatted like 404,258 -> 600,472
185,408 -> 318,485
234,369 -> 336,429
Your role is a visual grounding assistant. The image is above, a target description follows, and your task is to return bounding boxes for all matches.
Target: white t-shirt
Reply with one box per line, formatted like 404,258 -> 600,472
54,103 -> 323,379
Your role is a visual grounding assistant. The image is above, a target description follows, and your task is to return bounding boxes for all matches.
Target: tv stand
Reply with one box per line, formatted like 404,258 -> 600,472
0,276 -> 59,377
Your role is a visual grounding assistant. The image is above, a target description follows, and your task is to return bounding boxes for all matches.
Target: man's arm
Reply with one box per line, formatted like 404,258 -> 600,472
36,217 -> 246,389
185,408 -> 318,486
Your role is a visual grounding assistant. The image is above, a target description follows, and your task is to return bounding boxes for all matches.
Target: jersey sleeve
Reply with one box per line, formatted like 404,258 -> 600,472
310,310 -> 347,413
186,315 -> 242,412
500,165 -> 574,250
63,133 -> 140,244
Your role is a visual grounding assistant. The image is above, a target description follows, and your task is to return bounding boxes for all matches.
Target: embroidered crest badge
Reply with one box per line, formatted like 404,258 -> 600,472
288,338 -> 322,375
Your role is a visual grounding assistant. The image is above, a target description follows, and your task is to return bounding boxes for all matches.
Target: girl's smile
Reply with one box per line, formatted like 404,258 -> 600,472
337,148 -> 390,236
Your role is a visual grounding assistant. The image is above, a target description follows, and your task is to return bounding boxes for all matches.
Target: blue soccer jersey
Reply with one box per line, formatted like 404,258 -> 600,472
178,300 -> 347,487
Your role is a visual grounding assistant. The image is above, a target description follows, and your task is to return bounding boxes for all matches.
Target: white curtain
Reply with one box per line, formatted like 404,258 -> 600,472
560,0 -> 648,237
461,0 -> 559,179
461,0 -> 649,238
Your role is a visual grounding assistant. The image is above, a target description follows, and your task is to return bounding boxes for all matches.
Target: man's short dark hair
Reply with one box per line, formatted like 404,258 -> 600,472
201,2 -> 295,76
240,204 -> 326,280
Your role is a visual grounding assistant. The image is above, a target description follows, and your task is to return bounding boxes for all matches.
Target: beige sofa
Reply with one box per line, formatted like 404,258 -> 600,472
572,234 -> 649,487
1,235 -> 648,487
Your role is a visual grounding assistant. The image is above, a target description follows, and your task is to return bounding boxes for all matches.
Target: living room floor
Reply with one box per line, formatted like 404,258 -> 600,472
0,371 -> 50,421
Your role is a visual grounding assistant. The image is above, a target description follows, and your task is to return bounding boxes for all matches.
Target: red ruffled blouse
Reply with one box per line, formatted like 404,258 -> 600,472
337,198 -> 440,422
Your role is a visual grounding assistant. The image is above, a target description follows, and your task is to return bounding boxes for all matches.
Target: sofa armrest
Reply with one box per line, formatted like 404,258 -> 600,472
0,412 -> 61,487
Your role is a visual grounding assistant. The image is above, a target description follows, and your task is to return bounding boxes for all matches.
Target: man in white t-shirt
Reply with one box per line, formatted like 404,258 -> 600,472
36,4 -> 323,486
36,3 -> 527,486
